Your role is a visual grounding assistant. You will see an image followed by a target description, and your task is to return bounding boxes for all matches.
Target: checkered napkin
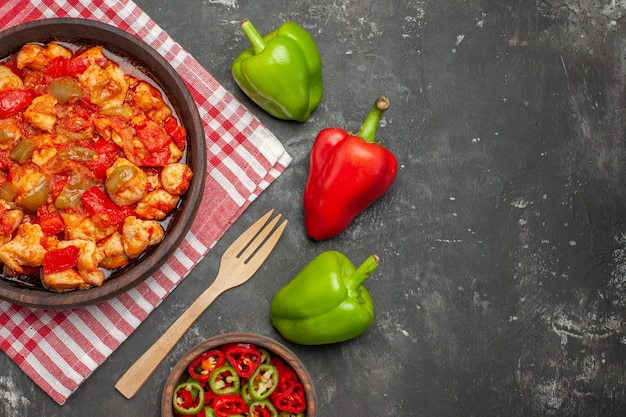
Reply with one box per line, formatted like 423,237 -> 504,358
0,0 -> 291,405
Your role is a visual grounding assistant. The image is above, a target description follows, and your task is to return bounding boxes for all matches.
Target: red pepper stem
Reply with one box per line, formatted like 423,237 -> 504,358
240,19 -> 266,54
355,96 -> 390,143
346,254 -> 379,296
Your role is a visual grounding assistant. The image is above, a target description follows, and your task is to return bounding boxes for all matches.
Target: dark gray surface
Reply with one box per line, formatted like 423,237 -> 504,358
2,0 -> 626,416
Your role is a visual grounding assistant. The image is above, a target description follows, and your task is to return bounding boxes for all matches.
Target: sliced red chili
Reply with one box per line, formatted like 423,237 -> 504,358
270,356 -> 299,393
188,349 -> 226,384
224,345 -> 262,378
273,382 -> 306,414
211,394 -> 247,417
43,245 -> 79,275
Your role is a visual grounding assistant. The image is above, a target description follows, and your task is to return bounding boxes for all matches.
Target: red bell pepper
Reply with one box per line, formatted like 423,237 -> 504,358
303,96 -> 398,240
87,140 -> 121,180
164,116 -> 187,149
80,185 -> 124,227
37,204 -> 65,236
0,89 -> 33,119
43,245 -> 79,275
41,56 -> 90,78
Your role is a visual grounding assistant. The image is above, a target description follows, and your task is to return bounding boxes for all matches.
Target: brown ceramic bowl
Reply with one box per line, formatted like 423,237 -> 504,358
0,18 -> 206,309
162,332 -> 317,417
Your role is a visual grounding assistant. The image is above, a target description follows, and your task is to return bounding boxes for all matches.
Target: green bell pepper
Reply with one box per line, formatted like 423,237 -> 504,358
270,251 -> 378,345
232,19 -> 323,122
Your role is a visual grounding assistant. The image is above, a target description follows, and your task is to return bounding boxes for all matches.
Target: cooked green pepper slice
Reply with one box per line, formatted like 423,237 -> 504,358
17,176 -> 50,211
248,364 -> 278,401
10,139 -> 35,163
208,364 -> 241,394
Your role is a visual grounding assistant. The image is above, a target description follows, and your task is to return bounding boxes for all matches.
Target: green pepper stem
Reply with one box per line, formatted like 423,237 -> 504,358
346,254 -> 379,295
356,96 -> 390,143
240,19 -> 266,54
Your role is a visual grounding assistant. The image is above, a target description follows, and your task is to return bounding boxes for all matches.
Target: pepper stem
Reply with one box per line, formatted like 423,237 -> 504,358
346,254 -> 379,295
356,96 -> 390,143
240,19 -> 266,55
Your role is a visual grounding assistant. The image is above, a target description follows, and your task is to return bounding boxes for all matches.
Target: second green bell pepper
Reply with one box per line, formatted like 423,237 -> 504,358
270,251 -> 378,345
232,19 -> 323,122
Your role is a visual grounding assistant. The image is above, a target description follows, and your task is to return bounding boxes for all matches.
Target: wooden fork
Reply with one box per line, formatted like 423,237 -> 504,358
115,210 -> 287,399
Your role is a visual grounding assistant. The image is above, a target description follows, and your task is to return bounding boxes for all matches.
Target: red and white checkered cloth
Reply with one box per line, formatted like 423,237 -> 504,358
0,0 -> 291,405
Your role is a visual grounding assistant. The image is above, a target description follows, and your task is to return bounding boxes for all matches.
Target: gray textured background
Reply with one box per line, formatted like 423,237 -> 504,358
2,0 -> 626,416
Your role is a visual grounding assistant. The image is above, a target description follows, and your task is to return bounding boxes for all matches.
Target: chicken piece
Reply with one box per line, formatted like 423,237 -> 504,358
135,189 -> 179,220
31,133 -> 67,167
62,213 -> 117,242
161,163 -> 193,195
105,158 -> 149,206
0,116 -> 22,151
97,232 -> 129,269
0,223 -> 45,273
0,204 -> 24,246
23,94 -> 58,132
10,163 -> 48,205
122,216 -> 164,259
42,269 -> 87,291
16,42 -> 72,71
56,239 -> 105,287
133,81 -> 172,122
77,46 -> 128,109
0,65 -> 24,91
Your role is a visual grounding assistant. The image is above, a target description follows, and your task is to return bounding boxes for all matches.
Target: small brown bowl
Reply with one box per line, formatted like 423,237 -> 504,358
0,18 -> 206,309
162,332 -> 317,417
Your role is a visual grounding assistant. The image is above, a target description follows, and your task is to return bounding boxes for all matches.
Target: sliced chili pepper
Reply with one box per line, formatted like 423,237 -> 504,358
188,349 -> 226,384
224,345 -> 262,378
248,364 -> 278,401
211,394 -> 248,417
80,185 -> 124,227
270,357 -> 299,394
43,245 -> 79,275
172,380 -> 205,416
273,383 -> 306,414
0,89 -> 33,119
250,399 -> 278,417
37,204 -> 65,236
208,364 -> 240,395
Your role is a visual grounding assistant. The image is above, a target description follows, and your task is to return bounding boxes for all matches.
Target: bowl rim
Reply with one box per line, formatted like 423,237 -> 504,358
161,332 -> 317,417
0,17 -> 207,309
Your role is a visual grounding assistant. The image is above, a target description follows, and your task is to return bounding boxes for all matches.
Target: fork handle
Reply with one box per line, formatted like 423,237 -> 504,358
114,279 -> 225,399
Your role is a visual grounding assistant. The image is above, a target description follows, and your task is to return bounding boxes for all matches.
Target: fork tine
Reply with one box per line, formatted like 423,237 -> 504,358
224,209 -> 274,256
238,213 -> 282,261
243,218 -> 288,272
